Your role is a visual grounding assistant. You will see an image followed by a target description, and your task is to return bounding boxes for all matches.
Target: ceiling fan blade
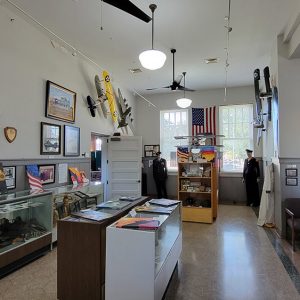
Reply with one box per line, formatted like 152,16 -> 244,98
175,74 -> 183,84
178,85 -> 195,92
146,86 -> 170,91
103,0 -> 151,23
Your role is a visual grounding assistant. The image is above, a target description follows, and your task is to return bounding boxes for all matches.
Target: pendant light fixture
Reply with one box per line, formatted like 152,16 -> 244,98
139,4 -> 166,70
176,72 -> 192,108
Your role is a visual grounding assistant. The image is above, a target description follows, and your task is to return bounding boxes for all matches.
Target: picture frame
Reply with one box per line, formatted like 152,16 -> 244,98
285,168 -> 298,177
286,177 -> 298,186
46,80 -> 76,123
41,122 -> 61,155
64,125 -> 80,156
38,165 -> 55,185
144,145 -> 160,157
3,166 -> 16,189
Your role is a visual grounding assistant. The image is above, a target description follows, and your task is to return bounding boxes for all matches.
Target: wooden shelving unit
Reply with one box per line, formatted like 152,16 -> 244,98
177,162 -> 218,223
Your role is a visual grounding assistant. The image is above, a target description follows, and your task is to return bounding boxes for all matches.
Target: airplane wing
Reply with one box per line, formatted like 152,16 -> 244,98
95,75 -> 108,118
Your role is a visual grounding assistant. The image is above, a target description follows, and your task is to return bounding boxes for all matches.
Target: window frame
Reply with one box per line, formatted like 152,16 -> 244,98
219,104 -> 254,173
160,109 -> 189,172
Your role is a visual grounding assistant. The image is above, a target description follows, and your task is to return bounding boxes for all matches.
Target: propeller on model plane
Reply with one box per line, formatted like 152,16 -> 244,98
146,49 -> 195,92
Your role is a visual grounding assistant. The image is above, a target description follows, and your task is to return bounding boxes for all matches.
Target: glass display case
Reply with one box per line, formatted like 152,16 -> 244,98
0,190 -> 52,275
48,182 -> 103,242
105,202 -> 182,300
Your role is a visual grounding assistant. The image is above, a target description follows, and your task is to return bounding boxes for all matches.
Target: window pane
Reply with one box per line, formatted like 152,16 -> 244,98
160,109 -> 188,169
219,104 -> 253,172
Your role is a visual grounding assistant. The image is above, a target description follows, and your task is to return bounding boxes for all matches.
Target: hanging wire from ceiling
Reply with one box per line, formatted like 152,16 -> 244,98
100,0 -> 104,30
224,0 -> 232,101
2,0 -> 156,108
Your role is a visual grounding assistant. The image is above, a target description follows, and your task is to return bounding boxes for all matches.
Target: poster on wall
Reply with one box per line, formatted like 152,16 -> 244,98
3,166 -> 16,189
58,163 -> 68,184
64,125 -> 80,156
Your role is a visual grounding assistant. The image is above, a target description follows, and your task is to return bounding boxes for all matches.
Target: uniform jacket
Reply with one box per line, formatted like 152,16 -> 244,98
243,157 -> 260,179
153,158 -> 168,181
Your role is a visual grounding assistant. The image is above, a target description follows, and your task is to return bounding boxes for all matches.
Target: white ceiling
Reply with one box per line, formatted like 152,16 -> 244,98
3,0 -> 297,94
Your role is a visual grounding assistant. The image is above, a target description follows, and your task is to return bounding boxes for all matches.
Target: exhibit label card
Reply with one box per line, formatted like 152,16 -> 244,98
58,163 -> 68,184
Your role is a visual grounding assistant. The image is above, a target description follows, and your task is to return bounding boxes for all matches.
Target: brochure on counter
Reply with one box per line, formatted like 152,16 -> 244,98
119,196 -> 142,201
71,210 -> 112,222
134,205 -> 173,215
149,199 -> 181,207
115,217 -> 160,230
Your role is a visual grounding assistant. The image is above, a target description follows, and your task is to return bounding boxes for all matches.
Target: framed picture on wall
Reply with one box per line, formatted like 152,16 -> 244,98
144,145 -> 160,157
285,168 -> 298,177
38,165 -> 55,185
40,122 -> 61,155
286,177 -> 298,186
64,125 -> 80,156
3,166 -> 16,189
46,80 -> 76,123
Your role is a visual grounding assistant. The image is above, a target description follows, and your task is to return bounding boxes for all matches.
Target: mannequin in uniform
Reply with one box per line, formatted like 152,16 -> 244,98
243,149 -> 260,207
153,151 -> 168,199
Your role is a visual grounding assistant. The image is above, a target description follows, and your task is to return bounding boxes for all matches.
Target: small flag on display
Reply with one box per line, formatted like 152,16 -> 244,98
26,164 -> 43,191
177,147 -> 189,162
192,107 -> 216,141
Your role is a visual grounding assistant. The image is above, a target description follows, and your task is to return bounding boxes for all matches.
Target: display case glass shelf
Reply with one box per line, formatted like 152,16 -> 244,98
0,190 -> 52,269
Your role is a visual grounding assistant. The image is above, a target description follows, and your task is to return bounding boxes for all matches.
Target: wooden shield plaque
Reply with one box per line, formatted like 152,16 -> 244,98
4,127 -> 17,143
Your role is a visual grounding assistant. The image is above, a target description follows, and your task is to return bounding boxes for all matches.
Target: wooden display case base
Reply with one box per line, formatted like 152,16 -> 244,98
182,207 -> 213,223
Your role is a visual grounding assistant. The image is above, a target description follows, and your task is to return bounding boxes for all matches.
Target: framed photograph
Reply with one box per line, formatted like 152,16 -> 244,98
286,168 -> 298,177
41,122 -> 61,155
286,177 -> 298,186
3,166 -> 16,189
38,165 -> 55,185
46,80 -> 76,123
144,145 -> 160,157
64,125 -> 80,156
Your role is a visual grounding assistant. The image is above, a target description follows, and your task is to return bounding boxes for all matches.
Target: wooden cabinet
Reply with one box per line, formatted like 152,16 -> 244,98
177,162 -> 218,223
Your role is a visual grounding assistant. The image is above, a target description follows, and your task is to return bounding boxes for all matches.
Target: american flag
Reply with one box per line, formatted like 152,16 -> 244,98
192,107 -> 216,138
26,165 -> 43,191
177,147 -> 189,162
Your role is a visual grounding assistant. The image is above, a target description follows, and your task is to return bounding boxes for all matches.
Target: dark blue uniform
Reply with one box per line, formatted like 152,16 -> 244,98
153,158 -> 168,199
243,158 -> 260,206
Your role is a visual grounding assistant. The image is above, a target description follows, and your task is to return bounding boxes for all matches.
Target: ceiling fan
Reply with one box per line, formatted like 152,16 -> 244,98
146,49 -> 195,92
102,0 -> 151,23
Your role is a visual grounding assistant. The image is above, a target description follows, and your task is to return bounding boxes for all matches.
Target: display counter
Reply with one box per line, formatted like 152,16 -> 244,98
0,190 -> 52,277
106,201 -> 182,300
57,195 -> 149,300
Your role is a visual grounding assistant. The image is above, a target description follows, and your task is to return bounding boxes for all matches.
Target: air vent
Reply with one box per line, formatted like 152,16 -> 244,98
129,68 -> 142,74
205,58 -> 219,64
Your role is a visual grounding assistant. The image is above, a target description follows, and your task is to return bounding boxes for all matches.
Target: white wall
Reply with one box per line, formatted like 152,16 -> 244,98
136,85 -> 262,157
278,42 -> 300,158
0,6 -> 136,159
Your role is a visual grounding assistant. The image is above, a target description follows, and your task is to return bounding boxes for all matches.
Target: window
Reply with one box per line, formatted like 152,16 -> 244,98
219,104 -> 253,172
160,109 -> 188,170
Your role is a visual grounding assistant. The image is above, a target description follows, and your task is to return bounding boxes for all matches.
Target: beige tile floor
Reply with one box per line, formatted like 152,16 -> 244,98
0,205 -> 300,300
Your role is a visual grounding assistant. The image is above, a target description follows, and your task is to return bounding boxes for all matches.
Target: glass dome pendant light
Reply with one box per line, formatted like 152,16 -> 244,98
176,72 -> 192,108
139,4 -> 166,70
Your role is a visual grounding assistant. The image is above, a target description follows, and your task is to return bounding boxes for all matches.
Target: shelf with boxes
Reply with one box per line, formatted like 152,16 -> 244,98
177,162 -> 218,223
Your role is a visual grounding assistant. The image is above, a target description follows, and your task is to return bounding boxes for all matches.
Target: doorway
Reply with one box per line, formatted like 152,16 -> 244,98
90,133 -> 108,183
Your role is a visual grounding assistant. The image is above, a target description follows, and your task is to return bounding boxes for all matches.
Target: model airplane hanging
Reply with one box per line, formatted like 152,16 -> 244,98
86,75 -> 108,118
102,0 -> 151,23
253,66 -> 272,128
118,88 -> 135,133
